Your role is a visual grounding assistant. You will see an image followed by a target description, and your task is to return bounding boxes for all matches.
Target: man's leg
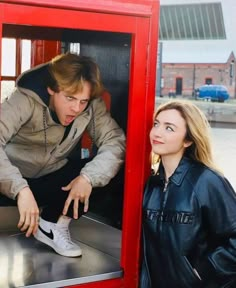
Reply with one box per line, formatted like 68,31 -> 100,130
27,159 -> 87,222
0,160 -> 83,220
28,159 -> 88,257
0,195 -> 17,206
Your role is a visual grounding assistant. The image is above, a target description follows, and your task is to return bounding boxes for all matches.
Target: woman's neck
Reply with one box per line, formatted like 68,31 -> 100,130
161,154 -> 183,180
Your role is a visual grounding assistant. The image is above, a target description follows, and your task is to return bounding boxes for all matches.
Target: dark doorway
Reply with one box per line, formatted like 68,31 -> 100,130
176,77 -> 182,95
205,78 -> 212,85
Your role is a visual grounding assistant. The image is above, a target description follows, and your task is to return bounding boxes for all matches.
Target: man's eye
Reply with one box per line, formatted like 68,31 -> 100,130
66,96 -> 73,101
80,100 -> 89,105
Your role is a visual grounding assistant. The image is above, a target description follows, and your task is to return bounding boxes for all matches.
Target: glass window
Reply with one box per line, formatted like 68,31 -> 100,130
1,81 -> 15,102
21,40 -> 31,73
159,3 -> 226,40
1,39 -> 16,76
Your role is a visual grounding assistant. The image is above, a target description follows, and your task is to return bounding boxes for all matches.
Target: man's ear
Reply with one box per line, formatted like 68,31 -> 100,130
47,87 -> 54,96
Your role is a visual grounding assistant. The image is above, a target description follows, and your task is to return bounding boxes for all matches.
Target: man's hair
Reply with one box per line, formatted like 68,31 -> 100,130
154,100 -> 220,173
47,52 -> 104,98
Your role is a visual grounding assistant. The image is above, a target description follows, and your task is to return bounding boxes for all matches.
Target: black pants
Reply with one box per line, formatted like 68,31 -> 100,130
0,159 -> 124,226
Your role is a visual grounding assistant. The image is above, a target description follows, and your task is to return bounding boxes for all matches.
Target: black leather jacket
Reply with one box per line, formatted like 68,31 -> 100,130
140,157 -> 236,288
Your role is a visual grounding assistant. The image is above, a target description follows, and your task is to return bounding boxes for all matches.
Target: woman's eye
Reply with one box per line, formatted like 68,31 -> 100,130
153,121 -> 159,127
166,126 -> 174,131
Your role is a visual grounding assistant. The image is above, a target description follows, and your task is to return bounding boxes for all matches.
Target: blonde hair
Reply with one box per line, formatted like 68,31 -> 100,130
47,53 -> 104,98
153,100 -> 220,173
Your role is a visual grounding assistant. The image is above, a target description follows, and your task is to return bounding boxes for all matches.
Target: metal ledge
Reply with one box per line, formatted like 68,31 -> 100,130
0,215 -> 122,288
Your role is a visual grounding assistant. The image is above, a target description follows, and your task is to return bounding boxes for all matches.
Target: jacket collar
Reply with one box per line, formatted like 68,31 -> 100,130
158,157 -> 194,186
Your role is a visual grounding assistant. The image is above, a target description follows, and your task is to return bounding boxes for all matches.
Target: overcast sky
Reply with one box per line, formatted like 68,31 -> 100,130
160,0 -> 236,63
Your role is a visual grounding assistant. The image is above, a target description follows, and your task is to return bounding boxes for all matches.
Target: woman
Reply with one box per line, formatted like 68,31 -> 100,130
140,100 -> 236,288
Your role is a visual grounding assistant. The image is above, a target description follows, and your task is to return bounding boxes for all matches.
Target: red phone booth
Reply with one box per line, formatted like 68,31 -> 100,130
0,1 -> 159,287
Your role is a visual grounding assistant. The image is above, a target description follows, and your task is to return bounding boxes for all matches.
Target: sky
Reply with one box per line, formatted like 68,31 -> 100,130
160,0 -> 236,63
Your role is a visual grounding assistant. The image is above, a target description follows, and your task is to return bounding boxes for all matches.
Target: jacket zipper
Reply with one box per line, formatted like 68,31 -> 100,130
163,179 -> 169,192
159,180 -> 169,235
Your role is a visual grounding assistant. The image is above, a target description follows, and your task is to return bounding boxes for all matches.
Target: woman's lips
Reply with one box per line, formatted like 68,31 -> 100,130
152,140 -> 164,145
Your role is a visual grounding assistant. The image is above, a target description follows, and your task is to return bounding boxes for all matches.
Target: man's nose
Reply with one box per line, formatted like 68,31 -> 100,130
72,102 -> 80,113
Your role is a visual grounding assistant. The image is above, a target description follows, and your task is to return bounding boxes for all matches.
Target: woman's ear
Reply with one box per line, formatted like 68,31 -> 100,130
184,140 -> 193,148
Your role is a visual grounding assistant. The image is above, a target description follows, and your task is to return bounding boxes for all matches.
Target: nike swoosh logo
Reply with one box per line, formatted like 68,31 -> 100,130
38,226 -> 54,240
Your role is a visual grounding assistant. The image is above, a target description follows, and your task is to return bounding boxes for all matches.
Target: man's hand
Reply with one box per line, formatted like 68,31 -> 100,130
62,175 -> 92,219
17,187 -> 40,237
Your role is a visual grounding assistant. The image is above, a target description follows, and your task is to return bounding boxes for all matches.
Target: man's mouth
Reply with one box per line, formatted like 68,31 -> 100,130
65,115 -> 75,125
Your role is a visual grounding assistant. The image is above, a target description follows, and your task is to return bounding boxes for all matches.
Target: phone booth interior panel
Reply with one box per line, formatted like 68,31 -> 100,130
0,1 -> 159,287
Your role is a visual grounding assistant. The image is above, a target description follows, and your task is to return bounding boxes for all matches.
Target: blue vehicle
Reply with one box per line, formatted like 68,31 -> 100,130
197,85 -> 229,102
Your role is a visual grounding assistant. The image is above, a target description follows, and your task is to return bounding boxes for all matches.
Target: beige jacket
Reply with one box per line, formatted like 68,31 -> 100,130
0,65 -> 126,199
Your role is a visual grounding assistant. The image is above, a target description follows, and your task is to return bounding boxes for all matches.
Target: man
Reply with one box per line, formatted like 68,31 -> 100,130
0,53 -> 126,257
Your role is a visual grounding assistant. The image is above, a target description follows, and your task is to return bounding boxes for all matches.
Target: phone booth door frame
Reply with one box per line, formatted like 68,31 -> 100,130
0,1 -> 159,287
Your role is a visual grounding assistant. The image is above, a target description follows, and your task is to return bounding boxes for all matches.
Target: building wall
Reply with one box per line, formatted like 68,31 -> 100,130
161,53 -> 236,98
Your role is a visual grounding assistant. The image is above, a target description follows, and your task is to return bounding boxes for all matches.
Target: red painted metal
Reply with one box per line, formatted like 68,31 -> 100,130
31,40 -> 61,66
1,4 -> 138,33
144,0 -> 160,180
81,91 -> 111,155
0,0 -> 153,17
121,18 -> 150,287
0,15 -> 1,92
0,1 -> 159,287
15,39 -> 22,76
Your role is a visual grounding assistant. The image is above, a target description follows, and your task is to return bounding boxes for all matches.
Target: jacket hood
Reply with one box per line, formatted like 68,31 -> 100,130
16,63 -> 51,107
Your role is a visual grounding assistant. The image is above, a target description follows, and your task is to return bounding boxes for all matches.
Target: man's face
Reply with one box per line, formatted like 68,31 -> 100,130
47,81 -> 91,126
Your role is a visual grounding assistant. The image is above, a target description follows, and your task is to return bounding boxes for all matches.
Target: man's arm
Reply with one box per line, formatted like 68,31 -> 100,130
0,91 -> 40,236
80,97 -> 126,187
0,91 -> 33,199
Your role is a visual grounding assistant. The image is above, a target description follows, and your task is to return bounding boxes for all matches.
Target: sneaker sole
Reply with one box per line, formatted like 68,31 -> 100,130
34,229 -> 82,257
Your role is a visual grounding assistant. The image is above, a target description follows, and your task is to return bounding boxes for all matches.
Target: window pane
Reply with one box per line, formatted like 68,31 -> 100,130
69,43 -> 80,54
1,39 -> 16,76
21,40 -> 31,73
159,3 -> 226,40
1,81 -> 15,103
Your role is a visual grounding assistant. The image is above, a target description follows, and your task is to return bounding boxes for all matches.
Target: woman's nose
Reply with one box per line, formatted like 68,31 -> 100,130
152,126 -> 163,138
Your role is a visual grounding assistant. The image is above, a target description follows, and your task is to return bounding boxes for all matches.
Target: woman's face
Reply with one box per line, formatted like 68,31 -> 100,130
150,108 -> 191,159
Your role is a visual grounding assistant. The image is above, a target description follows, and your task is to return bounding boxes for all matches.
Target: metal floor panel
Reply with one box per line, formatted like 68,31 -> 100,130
0,216 -> 122,288
71,215 -> 121,259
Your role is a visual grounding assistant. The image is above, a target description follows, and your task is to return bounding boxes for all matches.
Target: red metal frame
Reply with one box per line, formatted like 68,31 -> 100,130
31,40 -> 61,66
0,1 -> 159,287
0,0 -> 154,17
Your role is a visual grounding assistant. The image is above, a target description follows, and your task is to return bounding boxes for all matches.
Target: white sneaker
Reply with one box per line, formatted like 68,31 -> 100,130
34,216 -> 82,257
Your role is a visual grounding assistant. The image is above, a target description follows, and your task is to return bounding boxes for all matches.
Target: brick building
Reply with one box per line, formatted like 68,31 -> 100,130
157,0 -> 236,98
161,52 -> 235,97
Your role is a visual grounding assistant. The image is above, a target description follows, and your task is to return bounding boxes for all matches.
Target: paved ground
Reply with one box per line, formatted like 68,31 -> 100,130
212,127 -> 236,190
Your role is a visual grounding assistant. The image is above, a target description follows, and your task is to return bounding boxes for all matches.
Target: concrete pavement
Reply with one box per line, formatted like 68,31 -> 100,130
212,127 -> 236,190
